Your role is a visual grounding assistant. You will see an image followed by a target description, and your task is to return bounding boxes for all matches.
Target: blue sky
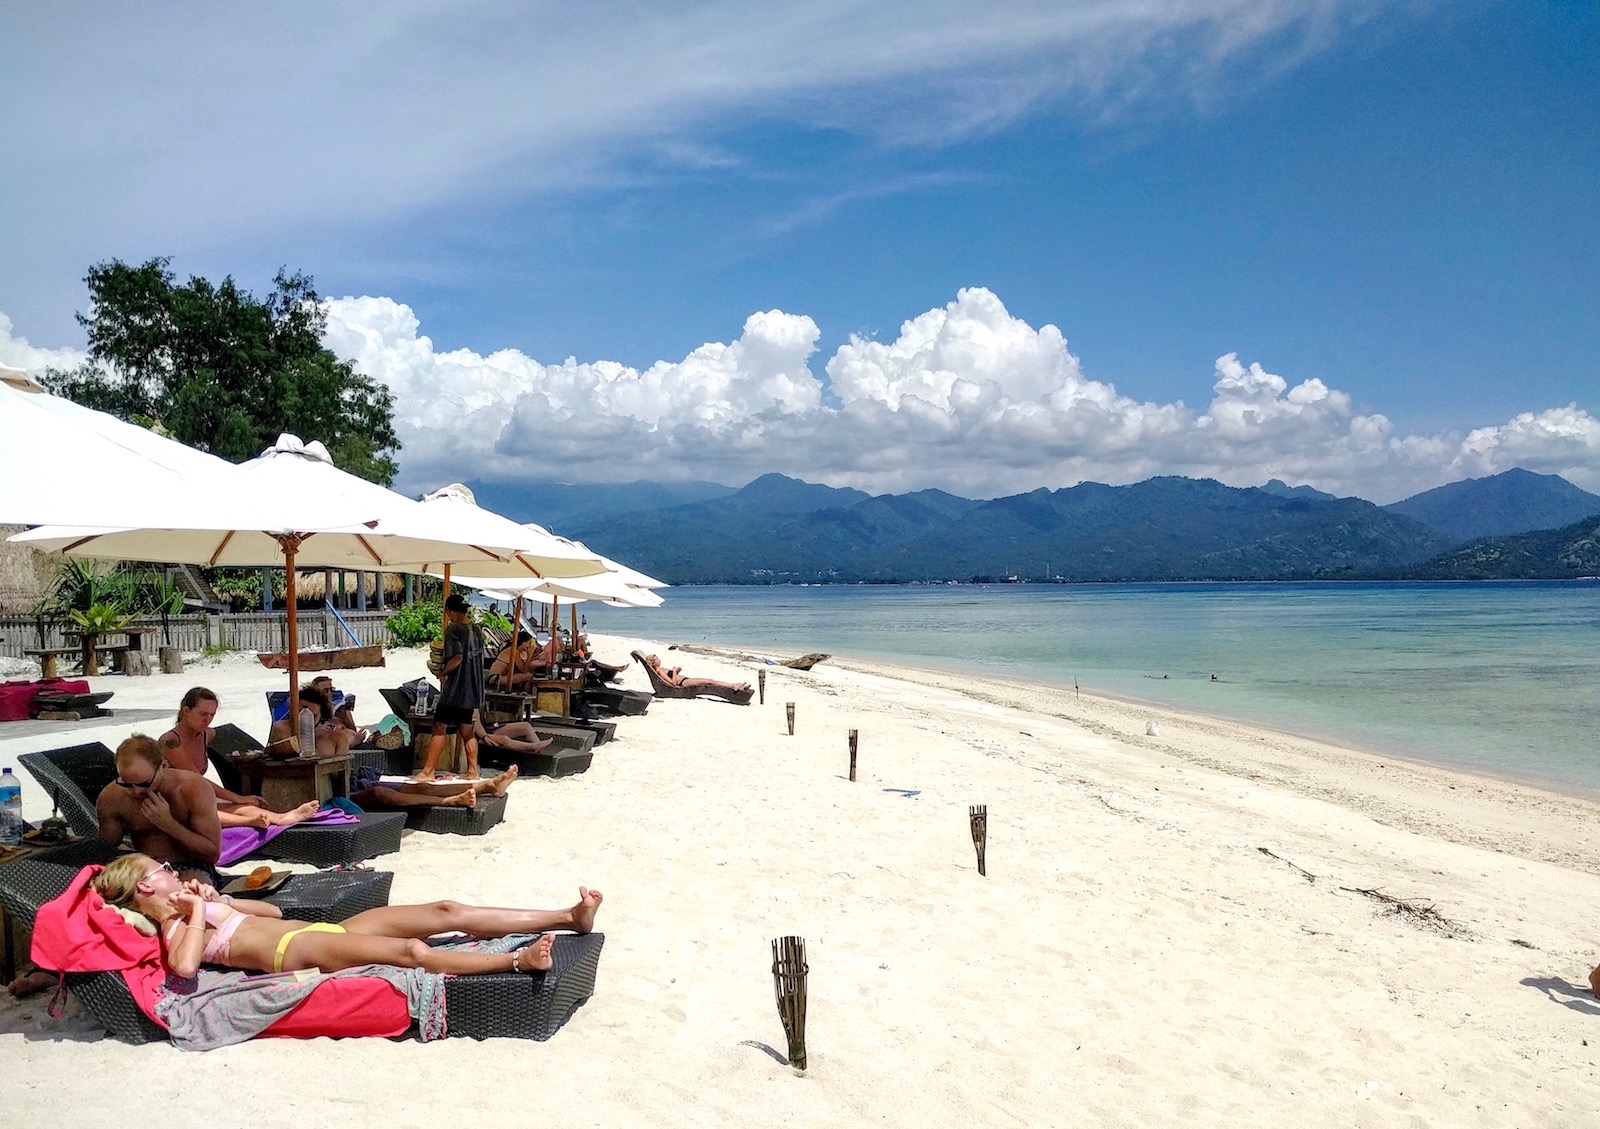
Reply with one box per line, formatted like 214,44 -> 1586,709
1,1 -> 1596,500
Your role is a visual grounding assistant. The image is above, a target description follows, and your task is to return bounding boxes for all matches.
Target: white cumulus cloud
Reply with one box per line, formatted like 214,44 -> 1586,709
316,288 -> 1600,503
0,312 -> 85,375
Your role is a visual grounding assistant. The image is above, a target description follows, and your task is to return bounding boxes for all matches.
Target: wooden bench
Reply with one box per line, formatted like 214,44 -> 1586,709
23,645 -> 129,678
23,648 -> 76,679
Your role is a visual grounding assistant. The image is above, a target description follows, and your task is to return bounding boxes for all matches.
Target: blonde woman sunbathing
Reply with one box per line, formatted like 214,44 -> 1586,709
92,853 -> 602,977
643,653 -> 751,694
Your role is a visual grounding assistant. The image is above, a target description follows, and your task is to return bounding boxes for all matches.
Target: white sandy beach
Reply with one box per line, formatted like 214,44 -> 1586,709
2,633 -> 1598,1127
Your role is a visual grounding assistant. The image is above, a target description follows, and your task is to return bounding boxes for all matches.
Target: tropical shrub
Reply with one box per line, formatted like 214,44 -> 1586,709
386,600 -> 442,647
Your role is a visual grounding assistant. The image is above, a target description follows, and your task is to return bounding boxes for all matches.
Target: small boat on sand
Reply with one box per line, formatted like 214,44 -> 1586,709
257,644 -> 385,671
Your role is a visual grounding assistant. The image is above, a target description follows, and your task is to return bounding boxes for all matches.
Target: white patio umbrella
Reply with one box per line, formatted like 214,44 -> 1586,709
0,381 -> 260,527
15,436 -> 604,701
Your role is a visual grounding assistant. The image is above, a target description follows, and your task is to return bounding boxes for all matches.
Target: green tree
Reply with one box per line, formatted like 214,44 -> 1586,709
44,257 -> 399,484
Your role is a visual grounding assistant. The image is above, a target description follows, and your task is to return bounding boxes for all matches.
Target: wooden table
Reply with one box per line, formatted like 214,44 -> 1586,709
230,753 -> 351,811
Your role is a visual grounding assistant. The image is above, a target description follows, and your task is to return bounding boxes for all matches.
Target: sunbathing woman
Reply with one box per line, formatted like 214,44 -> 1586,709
160,687 -> 320,830
267,686 -> 362,758
644,654 -> 752,694
489,631 -> 562,689
92,853 -> 602,977
473,715 -> 553,754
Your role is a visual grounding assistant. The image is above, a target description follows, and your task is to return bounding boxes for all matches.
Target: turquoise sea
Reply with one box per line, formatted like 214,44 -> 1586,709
583,582 -> 1600,793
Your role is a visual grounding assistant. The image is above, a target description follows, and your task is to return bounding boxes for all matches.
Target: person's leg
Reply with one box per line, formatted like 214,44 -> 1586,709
217,806 -> 271,829
384,767 -> 514,798
416,720 -> 448,780
222,801 -> 320,827
493,722 -> 552,752
281,927 -> 554,974
458,724 -> 479,779
352,786 -> 476,810
681,677 -> 752,692
340,891 -> 602,939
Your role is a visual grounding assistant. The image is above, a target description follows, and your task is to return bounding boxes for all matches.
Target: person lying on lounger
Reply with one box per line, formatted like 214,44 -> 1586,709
472,715 -> 554,754
267,685 -> 363,758
91,852 -> 602,976
489,631 -> 562,688
349,764 -> 519,809
159,687 -> 321,830
643,653 -> 752,694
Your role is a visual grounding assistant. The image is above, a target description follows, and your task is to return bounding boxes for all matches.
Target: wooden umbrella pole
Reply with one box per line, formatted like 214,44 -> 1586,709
512,594 -> 524,687
280,535 -> 303,715
442,563 -> 451,602
571,602 -> 578,659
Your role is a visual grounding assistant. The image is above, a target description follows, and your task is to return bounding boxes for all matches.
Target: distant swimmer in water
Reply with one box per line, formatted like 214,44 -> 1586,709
1210,673 -> 1220,682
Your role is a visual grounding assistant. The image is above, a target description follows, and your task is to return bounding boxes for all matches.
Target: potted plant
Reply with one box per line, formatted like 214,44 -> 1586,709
68,601 -> 131,676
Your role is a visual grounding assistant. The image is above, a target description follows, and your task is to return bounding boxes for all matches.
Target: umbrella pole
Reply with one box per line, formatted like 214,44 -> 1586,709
512,595 -> 524,690
280,536 -> 303,717
443,564 -> 451,603
571,603 -> 578,657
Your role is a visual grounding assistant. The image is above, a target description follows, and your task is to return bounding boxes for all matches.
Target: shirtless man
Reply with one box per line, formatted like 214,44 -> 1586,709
160,687 -> 319,829
96,734 -> 223,882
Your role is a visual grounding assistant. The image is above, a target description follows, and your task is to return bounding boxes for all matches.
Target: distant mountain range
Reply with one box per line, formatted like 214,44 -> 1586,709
468,467 -> 1600,583
1382,467 -> 1600,541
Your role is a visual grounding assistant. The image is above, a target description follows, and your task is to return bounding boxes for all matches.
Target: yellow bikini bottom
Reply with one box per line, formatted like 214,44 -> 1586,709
273,922 -> 346,972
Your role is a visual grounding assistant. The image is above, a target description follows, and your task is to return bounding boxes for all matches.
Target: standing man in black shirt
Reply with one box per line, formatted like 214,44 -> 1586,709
414,594 -> 485,780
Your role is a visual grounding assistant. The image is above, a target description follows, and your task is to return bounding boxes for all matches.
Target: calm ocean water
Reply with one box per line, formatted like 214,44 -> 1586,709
583,582 -> 1600,792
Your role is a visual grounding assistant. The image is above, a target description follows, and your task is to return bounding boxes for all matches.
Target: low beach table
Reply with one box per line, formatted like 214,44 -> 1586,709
233,752 -> 352,810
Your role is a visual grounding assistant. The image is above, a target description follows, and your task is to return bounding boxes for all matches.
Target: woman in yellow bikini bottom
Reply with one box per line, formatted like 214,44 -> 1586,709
92,855 -> 604,979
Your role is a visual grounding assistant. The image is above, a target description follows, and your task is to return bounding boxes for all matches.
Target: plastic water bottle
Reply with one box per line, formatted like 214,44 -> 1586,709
298,705 -> 317,758
0,767 -> 22,847
416,682 -> 432,716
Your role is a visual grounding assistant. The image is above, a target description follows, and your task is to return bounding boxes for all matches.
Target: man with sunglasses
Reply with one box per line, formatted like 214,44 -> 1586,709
95,734 -> 223,883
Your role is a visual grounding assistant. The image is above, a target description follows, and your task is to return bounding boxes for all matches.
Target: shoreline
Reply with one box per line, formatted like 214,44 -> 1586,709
674,638 -> 1600,807
675,638 -> 1600,877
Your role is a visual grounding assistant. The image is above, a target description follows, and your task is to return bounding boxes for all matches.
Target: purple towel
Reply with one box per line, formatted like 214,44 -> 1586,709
217,808 -> 358,866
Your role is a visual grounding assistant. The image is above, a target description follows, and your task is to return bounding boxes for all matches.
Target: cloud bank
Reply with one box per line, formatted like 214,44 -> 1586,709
317,289 -> 1600,504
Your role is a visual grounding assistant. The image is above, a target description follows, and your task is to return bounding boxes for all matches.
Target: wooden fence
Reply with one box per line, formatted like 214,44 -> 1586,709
0,609 -> 394,661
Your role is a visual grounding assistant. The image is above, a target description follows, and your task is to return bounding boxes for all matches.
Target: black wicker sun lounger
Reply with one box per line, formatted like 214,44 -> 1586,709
631,650 -> 755,705
210,723 -> 509,836
0,855 -> 602,1045
19,740 -> 405,867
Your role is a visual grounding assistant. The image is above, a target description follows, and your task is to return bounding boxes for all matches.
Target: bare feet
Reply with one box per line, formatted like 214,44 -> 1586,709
512,934 -> 554,972
488,765 -> 519,796
272,800 -> 321,825
435,788 -> 478,808
8,969 -> 55,998
571,886 -> 603,934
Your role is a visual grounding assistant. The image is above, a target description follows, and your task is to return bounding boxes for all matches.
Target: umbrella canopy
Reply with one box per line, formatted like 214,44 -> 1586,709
453,570 -> 665,608
412,484 -> 607,580
13,438 -> 607,576
0,382 -> 286,528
